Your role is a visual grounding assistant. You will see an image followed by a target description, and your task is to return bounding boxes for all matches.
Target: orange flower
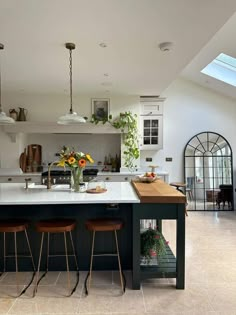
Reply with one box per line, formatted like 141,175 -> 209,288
78,159 -> 86,168
68,156 -> 76,164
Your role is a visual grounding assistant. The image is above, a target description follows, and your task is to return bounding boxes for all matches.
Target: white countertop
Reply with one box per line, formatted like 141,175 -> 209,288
0,182 -> 140,205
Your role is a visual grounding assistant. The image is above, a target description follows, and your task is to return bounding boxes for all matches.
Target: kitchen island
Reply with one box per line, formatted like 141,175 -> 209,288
0,181 -> 185,289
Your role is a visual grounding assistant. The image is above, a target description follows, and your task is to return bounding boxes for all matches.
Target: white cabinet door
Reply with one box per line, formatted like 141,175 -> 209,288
139,115 -> 163,150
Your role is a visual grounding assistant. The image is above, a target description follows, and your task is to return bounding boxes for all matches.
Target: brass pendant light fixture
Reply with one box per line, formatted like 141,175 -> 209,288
0,43 -> 15,124
57,43 -> 86,124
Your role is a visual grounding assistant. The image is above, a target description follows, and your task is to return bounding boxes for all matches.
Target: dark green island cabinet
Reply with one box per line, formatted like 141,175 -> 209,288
0,181 -> 186,290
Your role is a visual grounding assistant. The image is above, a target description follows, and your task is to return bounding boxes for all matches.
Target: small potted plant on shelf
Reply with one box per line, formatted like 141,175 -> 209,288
140,225 -> 168,265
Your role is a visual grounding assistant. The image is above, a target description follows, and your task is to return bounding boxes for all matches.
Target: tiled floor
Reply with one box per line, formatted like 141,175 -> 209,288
1,211 -> 236,314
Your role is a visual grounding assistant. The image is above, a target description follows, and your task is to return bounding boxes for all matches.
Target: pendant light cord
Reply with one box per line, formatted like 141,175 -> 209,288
69,48 -> 73,114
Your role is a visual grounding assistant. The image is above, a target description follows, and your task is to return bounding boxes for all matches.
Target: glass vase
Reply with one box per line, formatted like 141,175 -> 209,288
71,168 -> 83,192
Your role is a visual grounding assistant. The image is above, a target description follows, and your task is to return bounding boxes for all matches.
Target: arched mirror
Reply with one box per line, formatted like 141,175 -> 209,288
184,132 -> 233,211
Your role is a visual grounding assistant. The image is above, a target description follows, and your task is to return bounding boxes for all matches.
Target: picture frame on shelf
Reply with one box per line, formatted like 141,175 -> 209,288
91,98 -> 110,121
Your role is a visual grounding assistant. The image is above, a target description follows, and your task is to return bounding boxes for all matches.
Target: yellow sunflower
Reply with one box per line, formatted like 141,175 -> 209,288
68,156 -> 76,164
86,154 -> 94,164
57,159 -> 66,167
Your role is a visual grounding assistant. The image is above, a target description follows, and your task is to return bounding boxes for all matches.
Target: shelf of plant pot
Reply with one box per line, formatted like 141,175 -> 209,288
140,241 -> 177,280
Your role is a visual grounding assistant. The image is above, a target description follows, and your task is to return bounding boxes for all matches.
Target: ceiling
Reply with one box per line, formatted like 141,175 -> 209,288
181,12 -> 236,100
0,0 -> 236,97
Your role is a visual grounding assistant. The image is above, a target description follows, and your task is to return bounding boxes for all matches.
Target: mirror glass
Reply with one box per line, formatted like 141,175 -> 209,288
184,132 -> 233,211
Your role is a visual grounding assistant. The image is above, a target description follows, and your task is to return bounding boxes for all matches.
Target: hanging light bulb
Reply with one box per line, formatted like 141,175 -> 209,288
0,43 -> 15,124
57,43 -> 86,124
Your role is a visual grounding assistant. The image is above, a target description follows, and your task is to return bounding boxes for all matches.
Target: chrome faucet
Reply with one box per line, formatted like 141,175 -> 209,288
47,161 -> 59,189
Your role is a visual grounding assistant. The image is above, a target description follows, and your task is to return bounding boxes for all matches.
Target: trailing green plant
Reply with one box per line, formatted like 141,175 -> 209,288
140,226 -> 167,263
91,111 -> 139,171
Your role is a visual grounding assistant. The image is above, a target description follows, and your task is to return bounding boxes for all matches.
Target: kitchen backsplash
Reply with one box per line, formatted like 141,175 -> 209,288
27,133 -> 121,168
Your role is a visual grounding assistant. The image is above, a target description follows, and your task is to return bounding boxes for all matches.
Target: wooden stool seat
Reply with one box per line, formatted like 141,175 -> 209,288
170,182 -> 186,191
85,219 -> 123,232
35,219 -> 76,233
0,220 -> 28,233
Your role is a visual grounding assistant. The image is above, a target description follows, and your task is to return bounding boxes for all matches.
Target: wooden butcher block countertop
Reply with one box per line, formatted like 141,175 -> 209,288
131,179 -> 186,204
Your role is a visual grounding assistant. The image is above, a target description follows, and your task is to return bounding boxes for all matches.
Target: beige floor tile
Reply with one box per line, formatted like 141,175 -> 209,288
78,285 -> 144,313
1,212 -> 236,314
0,272 -> 35,285
0,297 -> 15,314
142,283 -> 214,313
30,296 -> 79,314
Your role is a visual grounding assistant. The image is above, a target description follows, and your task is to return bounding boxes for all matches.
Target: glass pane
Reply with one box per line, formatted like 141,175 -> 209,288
152,120 -> 158,127
144,137 -> 150,144
197,133 -> 208,144
151,129 -> 158,136
144,129 -> 150,136
144,120 -> 150,128
151,137 -> 158,144
185,145 -> 195,156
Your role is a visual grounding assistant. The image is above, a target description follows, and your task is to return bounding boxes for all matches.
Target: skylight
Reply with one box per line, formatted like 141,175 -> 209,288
201,53 -> 236,87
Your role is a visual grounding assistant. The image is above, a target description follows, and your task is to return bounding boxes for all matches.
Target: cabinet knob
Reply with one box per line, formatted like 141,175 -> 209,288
7,177 -> 12,182
105,177 -> 110,181
124,177 -> 128,181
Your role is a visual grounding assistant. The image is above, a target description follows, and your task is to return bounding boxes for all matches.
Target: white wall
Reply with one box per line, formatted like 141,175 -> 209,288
140,78 -> 236,184
1,78 -> 236,189
0,93 -> 141,169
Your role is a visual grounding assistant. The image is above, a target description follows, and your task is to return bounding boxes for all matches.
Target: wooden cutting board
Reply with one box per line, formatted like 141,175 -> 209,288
131,179 -> 186,204
19,149 -> 27,172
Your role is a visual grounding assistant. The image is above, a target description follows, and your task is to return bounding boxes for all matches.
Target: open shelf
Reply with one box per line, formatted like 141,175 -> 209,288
140,243 -> 176,280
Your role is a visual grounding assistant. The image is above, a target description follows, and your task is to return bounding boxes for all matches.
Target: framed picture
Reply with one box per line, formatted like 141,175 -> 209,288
91,98 -> 110,121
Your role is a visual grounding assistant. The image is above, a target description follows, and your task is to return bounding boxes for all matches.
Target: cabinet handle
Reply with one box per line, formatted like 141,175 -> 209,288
7,177 -> 12,182
105,177 -> 110,181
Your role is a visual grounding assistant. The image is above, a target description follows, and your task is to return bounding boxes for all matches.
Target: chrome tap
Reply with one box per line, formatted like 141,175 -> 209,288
47,161 -> 59,189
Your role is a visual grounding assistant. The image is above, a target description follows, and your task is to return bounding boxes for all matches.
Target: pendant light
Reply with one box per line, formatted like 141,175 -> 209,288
57,43 -> 86,124
0,43 -> 15,124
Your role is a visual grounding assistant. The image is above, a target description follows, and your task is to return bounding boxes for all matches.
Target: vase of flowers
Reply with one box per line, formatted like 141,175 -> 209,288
140,225 -> 168,265
57,146 -> 94,192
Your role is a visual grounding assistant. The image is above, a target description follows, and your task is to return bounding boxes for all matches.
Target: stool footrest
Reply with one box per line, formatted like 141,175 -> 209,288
93,253 -> 118,257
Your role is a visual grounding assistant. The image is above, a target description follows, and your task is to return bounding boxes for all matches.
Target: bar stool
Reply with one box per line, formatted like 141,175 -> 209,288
34,219 -> 79,297
0,220 -> 36,297
84,218 -> 125,295
170,182 -> 188,216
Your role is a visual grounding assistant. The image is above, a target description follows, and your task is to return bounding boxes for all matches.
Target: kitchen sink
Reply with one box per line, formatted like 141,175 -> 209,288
27,183 -> 71,191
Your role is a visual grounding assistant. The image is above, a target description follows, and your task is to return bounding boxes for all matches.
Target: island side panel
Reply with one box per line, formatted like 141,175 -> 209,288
0,203 -> 133,271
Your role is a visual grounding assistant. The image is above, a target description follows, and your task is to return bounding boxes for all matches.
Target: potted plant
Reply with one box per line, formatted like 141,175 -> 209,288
91,111 -> 139,171
140,225 -> 167,265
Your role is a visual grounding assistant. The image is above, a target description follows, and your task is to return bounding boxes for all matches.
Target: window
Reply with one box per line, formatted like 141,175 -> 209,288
201,53 -> 236,87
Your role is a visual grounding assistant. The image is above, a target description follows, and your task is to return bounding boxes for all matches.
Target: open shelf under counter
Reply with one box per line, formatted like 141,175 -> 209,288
140,243 -> 176,280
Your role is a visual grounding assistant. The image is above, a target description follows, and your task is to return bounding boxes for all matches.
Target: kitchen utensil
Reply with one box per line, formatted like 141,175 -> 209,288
9,109 -> 18,121
18,107 -> 28,121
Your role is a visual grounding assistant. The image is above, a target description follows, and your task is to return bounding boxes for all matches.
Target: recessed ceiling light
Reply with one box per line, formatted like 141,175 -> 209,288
159,42 -> 173,52
99,42 -> 107,48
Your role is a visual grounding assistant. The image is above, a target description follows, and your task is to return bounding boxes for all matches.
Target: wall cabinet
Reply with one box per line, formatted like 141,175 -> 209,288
139,115 -> 163,150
